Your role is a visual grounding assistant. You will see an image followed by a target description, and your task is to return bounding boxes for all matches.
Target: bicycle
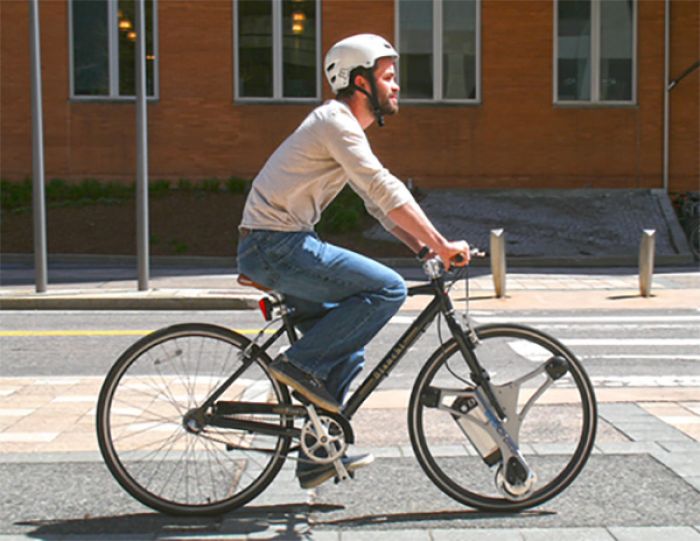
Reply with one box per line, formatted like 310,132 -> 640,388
96,249 -> 597,516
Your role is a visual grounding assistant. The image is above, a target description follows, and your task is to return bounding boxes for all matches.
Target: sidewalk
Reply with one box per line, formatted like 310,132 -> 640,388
1,256 -> 699,311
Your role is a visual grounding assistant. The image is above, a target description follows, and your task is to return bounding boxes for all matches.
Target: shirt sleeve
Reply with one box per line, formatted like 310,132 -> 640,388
321,108 -> 413,231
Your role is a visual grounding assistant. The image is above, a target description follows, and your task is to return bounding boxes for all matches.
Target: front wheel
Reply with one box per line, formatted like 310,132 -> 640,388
96,323 -> 292,515
408,324 -> 597,512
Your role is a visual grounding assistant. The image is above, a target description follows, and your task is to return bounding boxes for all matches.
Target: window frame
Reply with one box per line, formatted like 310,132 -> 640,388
553,0 -> 638,106
395,0 -> 482,105
233,0 -> 321,103
68,0 -> 160,102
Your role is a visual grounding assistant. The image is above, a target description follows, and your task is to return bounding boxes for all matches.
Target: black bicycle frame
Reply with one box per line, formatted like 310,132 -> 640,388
342,276 -> 502,419
208,274 -> 504,435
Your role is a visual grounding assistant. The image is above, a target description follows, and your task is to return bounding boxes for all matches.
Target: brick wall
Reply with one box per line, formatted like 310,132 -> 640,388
1,0 -> 697,192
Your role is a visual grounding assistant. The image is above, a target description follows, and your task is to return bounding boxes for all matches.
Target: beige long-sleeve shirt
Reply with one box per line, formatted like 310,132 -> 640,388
240,100 -> 413,233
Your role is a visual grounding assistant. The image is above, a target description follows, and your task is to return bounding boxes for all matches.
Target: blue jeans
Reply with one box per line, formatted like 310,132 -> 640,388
237,230 -> 407,403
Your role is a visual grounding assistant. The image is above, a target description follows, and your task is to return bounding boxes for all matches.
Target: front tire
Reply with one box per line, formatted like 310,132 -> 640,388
408,324 -> 597,512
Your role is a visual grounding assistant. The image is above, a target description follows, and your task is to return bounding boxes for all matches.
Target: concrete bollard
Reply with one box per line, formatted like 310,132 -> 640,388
639,229 -> 656,297
490,229 -> 507,298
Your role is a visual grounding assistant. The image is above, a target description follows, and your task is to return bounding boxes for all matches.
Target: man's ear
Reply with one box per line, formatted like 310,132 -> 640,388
353,72 -> 370,93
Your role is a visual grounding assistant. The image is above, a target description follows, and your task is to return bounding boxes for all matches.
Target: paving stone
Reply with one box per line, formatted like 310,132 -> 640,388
353,446 -> 402,458
522,528 -> 615,540
596,441 -> 665,454
338,530 -> 430,540
431,529 -> 524,540
608,526 -> 700,541
657,441 -> 700,452
305,532 -> 339,541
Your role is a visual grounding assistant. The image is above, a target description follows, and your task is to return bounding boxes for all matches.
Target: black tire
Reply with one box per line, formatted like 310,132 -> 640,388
96,323 -> 292,515
408,324 -> 597,512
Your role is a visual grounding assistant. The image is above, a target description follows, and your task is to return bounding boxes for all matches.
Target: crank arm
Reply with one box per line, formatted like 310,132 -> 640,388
332,457 -> 350,482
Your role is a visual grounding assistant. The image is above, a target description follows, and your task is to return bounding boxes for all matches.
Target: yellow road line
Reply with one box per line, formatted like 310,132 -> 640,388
0,329 -> 270,337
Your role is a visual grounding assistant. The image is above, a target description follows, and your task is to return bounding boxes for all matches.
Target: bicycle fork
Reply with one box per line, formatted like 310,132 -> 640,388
437,352 -> 570,500
439,309 -> 572,499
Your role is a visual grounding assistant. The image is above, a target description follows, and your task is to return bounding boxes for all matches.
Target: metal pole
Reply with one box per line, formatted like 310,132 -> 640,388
662,0 -> 670,192
490,229 -> 507,298
135,0 -> 149,291
29,0 -> 47,293
639,229 -> 656,298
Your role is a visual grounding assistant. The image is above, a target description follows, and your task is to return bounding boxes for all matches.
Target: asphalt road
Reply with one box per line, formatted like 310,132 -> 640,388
1,308 -> 699,385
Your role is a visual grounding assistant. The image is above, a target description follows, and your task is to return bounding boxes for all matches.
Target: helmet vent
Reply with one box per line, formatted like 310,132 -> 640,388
330,76 -> 336,83
326,63 -> 336,72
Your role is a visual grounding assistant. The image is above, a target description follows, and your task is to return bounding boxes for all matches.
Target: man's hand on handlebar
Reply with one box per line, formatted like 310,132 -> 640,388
432,240 -> 470,270
418,241 -> 483,270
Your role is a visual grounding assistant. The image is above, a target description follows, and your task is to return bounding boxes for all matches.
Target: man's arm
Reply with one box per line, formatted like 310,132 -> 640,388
389,225 -> 423,254
388,200 -> 470,268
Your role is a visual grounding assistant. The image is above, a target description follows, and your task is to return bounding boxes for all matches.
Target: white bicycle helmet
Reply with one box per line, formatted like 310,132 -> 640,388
324,33 -> 398,93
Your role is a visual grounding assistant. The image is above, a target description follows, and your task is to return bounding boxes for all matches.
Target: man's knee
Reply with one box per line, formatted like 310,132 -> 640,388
384,275 -> 407,305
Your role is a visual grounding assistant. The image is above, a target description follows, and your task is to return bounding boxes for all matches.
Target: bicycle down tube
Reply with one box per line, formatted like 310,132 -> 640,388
343,278 -> 490,419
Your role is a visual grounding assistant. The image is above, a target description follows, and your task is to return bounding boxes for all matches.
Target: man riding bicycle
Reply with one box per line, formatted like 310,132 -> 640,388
237,34 -> 470,488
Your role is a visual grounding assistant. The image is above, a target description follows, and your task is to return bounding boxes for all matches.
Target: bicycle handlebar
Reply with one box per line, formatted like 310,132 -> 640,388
417,246 -> 485,264
418,246 -> 485,279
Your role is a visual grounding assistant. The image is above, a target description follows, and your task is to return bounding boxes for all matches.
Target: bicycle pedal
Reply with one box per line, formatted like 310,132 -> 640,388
333,471 -> 354,484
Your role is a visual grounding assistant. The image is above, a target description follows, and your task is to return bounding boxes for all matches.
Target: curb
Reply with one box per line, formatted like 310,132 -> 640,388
2,253 -> 697,271
0,290 -> 259,311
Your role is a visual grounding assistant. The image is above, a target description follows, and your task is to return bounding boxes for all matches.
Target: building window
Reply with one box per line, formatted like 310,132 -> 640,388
396,0 -> 480,103
235,0 -> 320,101
555,0 -> 636,104
70,0 -> 158,99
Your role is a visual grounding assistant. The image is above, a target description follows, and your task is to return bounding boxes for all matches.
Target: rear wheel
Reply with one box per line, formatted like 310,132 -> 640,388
409,324 -> 597,512
96,323 -> 291,515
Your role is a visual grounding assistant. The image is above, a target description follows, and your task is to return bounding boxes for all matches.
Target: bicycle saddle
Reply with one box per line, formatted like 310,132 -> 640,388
237,274 -> 271,292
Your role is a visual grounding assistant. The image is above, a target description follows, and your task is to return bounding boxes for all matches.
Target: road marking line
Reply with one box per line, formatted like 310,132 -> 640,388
581,354 -> 700,360
474,316 -> 700,323
563,338 -> 700,346
591,376 -> 700,387
1,330 -> 151,337
0,329 -> 271,337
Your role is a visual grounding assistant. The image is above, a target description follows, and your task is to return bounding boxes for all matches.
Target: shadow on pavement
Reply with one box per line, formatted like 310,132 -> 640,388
15,503 -> 343,538
311,508 -> 554,528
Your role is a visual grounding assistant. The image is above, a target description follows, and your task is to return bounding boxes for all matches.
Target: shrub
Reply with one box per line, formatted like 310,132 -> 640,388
1,178 -> 33,210
226,176 -> 249,194
317,186 -> 368,234
201,178 -> 221,192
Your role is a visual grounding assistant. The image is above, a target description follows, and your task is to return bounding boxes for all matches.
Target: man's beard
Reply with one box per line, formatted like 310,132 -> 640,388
379,95 -> 399,116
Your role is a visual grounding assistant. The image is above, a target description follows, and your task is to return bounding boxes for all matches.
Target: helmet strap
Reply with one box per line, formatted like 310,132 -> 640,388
352,73 -> 385,127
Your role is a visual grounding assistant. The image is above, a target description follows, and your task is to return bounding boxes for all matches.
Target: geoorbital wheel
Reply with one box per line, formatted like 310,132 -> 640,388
96,323 -> 292,515
408,324 -> 597,512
